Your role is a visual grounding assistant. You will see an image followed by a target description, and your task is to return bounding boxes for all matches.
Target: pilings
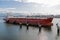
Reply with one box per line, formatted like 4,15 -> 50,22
20,23 -> 22,29
56,23 -> 60,36
38,25 -> 41,32
19,23 -> 42,32
19,23 -> 29,30
19,23 -> 52,33
26,24 -> 29,30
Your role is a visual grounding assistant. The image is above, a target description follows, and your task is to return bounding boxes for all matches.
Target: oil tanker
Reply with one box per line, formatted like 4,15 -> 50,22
4,13 -> 53,27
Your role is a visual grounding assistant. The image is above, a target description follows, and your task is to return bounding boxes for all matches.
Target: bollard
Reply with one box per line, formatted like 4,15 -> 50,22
20,23 -> 22,29
39,25 -> 41,32
26,24 -> 29,30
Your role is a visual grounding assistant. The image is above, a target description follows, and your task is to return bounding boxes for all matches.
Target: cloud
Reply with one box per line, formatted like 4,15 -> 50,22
0,0 -> 14,1
15,0 -> 60,6
0,8 -> 16,12
0,8 -> 29,13
14,0 -> 20,1
15,0 -> 28,2
49,5 -> 60,15
27,0 -> 60,6
0,1 -> 60,15
0,8 -> 37,15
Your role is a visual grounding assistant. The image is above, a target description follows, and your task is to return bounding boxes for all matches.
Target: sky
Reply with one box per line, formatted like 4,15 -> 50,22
0,0 -> 60,15
16,0 -> 60,6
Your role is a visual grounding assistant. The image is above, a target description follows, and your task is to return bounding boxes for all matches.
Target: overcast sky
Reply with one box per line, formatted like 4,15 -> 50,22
0,0 -> 60,15
16,0 -> 60,6
0,0 -> 60,6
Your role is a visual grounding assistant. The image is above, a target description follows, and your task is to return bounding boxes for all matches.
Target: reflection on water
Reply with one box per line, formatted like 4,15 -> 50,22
0,17 -> 60,40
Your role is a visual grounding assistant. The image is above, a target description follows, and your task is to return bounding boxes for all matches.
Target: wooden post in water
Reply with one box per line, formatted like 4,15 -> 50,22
39,25 -> 41,32
26,24 -> 29,30
20,23 -> 22,29
56,23 -> 59,36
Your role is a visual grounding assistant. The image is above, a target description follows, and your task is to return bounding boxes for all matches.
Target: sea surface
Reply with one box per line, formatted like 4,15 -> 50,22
0,17 -> 60,40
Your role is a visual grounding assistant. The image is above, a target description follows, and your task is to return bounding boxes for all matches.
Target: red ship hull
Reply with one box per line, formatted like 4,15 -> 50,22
5,17 -> 53,27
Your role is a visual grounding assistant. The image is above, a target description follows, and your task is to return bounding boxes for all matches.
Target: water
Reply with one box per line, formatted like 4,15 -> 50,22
0,17 -> 60,40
